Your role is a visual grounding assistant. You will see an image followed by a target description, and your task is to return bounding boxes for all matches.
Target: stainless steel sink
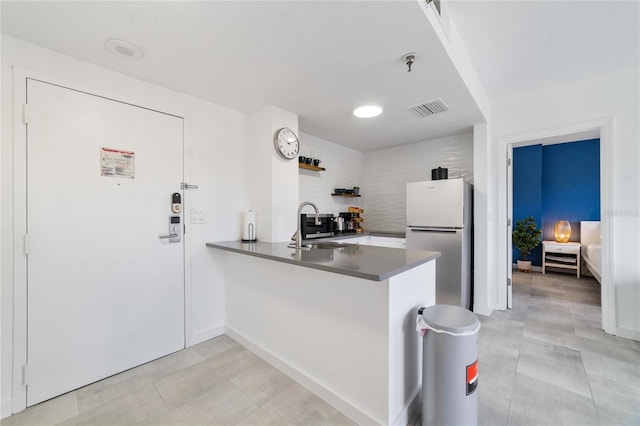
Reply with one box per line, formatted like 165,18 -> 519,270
288,241 -> 351,250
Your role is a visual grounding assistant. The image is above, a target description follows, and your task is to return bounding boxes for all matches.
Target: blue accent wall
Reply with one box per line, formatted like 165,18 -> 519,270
513,145 -> 543,265
541,139 -> 601,241
513,139 -> 600,266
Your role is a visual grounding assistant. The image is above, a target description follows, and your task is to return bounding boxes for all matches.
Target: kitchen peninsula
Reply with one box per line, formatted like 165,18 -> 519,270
207,240 -> 440,425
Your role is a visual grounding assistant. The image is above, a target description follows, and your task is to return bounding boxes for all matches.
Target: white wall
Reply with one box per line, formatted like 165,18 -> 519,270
472,123 -> 495,316
247,107 -> 299,242
492,67 -> 640,339
362,133 -> 473,233
298,132 -> 363,216
223,251 -> 435,425
1,36 -> 248,416
418,0 -> 495,319
419,0 -> 491,121
0,37 -> 9,421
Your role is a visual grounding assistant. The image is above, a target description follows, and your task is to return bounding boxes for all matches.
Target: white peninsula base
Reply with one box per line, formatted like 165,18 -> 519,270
223,252 -> 436,425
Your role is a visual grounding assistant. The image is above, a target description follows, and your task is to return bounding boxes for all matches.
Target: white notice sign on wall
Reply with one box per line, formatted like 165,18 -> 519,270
101,147 -> 135,178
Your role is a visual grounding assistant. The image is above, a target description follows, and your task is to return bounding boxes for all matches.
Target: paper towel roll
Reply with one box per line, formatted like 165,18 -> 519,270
242,210 -> 257,241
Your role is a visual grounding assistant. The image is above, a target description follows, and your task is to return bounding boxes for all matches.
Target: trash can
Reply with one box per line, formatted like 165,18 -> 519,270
416,304 -> 481,426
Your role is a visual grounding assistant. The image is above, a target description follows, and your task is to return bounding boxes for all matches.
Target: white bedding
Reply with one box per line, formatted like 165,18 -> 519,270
580,221 -> 602,283
586,243 -> 601,270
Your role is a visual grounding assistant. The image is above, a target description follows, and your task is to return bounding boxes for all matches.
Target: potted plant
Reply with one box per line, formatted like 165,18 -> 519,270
512,216 -> 542,272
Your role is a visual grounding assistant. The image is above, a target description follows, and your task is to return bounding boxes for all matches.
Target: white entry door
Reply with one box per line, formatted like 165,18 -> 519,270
26,79 -> 185,406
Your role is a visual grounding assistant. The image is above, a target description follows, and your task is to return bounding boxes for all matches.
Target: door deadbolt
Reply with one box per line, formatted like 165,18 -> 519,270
171,192 -> 182,214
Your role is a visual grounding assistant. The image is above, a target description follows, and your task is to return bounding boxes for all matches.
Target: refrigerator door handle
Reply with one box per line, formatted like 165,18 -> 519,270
407,227 -> 459,233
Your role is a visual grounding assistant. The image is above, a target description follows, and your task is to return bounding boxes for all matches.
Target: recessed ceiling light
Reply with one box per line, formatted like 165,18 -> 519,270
105,39 -> 143,60
353,105 -> 382,118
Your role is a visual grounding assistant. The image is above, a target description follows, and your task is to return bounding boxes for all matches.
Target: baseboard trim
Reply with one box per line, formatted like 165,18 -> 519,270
615,326 -> 640,342
473,305 -> 493,317
225,325 -> 380,425
1,398 -> 12,420
391,387 -> 421,426
189,325 -> 225,347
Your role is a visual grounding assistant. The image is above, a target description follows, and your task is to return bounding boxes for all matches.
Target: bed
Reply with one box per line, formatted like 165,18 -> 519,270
580,221 -> 601,283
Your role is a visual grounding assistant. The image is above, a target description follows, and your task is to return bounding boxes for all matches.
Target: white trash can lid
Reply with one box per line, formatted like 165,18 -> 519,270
417,304 -> 480,336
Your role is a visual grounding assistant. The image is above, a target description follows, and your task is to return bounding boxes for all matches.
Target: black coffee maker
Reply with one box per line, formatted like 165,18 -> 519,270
338,212 -> 357,233
431,167 -> 448,180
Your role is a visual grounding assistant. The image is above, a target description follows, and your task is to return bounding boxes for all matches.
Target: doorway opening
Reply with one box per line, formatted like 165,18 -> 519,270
504,119 -> 614,335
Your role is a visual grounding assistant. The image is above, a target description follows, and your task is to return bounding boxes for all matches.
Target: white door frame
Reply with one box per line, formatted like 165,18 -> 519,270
506,146 -> 513,308
10,66 -> 194,414
501,117 -> 614,334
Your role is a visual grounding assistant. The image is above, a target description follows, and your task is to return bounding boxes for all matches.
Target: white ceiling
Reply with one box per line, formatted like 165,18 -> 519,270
1,0 -> 485,152
446,1 -> 640,102
3,1 -> 637,152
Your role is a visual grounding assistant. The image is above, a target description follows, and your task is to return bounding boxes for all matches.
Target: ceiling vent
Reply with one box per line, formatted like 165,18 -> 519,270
409,98 -> 450,118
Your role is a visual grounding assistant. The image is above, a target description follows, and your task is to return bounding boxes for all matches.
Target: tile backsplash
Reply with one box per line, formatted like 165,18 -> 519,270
362,133 -> 474,233
298,132 -> 473,234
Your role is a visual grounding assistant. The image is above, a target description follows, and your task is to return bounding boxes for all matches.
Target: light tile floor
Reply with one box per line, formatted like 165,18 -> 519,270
3,271 -> 639,425
479,271 -> 640,426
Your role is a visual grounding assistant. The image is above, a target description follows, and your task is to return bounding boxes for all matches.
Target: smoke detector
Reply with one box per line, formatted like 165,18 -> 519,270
401,53 -> 416,72
105,39 -> 143,60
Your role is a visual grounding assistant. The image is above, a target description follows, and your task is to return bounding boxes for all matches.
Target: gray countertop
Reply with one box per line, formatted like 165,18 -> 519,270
206,240 -> 439,281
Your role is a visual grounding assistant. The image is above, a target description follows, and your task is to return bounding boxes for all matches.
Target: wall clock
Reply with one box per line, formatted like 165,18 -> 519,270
273,127 -> 300,160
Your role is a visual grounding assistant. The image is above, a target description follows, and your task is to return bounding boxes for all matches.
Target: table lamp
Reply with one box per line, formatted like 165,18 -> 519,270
554,220 -> 571,243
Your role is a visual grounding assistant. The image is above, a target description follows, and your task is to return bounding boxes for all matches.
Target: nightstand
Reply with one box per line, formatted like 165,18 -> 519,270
542,241 -> 581,278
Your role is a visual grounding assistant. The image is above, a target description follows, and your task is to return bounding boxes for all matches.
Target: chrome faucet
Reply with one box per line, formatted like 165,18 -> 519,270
294,201 -> 321,249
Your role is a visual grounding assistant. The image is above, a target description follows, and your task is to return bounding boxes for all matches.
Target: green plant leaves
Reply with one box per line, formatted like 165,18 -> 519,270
512,216 -> 542,261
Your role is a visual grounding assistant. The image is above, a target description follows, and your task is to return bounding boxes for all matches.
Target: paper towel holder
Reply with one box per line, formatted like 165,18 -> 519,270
241,210 -> 257,242
242,223 -> 256,242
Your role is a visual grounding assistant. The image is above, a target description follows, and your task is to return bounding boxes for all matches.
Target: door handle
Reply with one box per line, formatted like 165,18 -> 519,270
409,227 -> 458,233
159,233 -> 179,239
160,216 -> 181,242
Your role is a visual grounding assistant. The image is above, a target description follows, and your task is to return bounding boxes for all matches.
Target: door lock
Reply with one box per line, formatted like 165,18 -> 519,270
159,216 -> 181,242
171,192 -> 182,214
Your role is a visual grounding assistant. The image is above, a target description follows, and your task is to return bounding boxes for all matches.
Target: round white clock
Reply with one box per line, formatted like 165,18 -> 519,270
273,127 -> 300,160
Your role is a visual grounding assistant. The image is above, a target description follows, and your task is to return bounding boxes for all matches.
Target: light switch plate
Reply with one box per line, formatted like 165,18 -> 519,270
190,209 -> 205,224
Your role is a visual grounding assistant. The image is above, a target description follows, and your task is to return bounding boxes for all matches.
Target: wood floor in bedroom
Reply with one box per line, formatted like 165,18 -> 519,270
4,271 -> 639,426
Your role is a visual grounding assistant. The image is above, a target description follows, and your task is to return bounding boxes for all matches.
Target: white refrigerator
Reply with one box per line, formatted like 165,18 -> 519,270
406,178 -> 472,309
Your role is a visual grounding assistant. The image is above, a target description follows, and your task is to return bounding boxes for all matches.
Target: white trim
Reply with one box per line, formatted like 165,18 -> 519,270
0,399 -> 11,420
472,305 -> 493,317
12,65 -> 28,415
182,117 -> 192,348
500,117 -> 615,335
391,387 -> 421,426
615,326 -> 640,342
189,325 -> 225,347
9,66 -> 194,413
598,120 -> 615,335
226,326 -> 379,426
506,146 -> 513,309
